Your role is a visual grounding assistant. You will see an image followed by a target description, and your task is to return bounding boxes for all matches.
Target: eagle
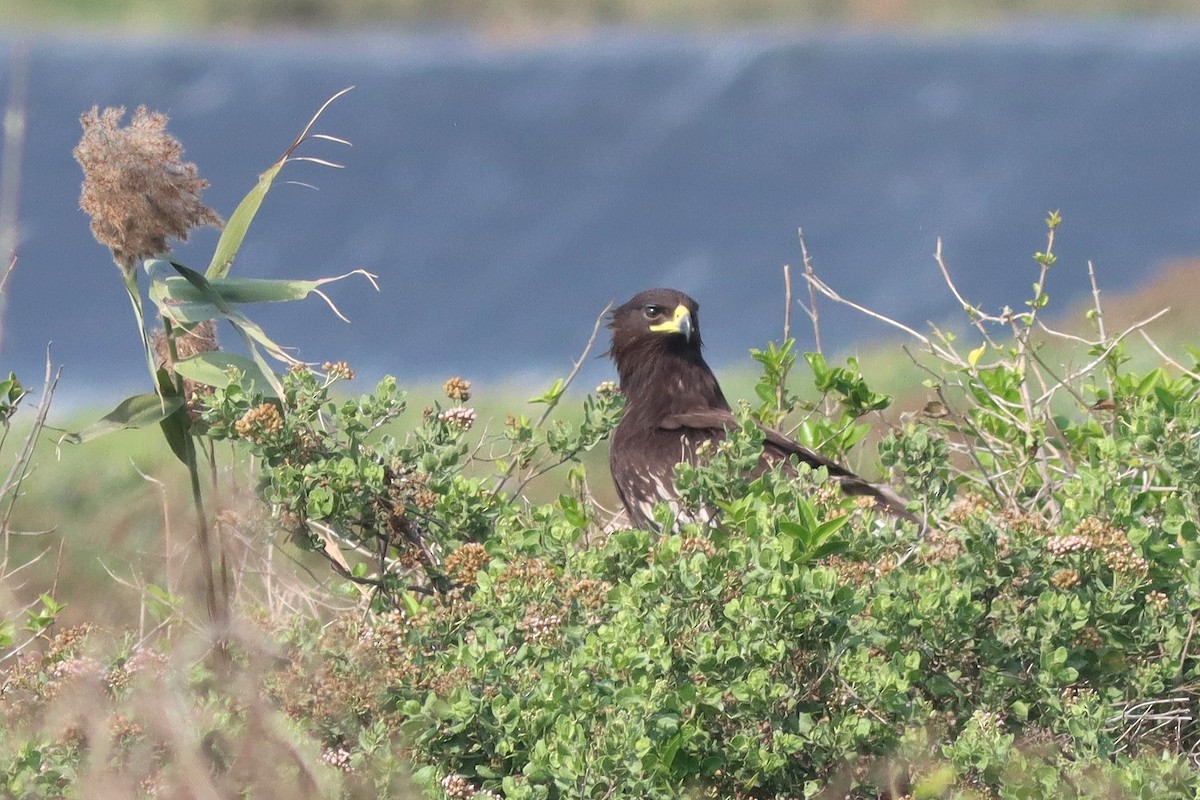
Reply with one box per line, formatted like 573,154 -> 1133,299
607,287 -> 913,529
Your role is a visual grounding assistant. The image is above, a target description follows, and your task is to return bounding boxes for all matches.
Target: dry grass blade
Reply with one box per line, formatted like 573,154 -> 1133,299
280,86 -> 355,163
207,86 -> 355,280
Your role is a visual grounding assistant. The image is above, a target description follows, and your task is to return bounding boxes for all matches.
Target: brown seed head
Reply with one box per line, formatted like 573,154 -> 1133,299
322,360 -> 355,381
1050,568 -> 1081,589
151,321 -> 219,416
1145,590 -> 1169,612
235,403 -> 284,442
74,106 -> 222,276
445,542 -> 489,585
443,376 -> 471,402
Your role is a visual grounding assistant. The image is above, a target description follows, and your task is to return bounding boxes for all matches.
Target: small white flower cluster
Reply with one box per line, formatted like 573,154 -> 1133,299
124,649 -> 169,676
321,747 -> 354,772
50,656 -> 103,683
440,773 -> 500,799
518,607 -> 564,646
1045,534 -> 1090,556
439,406 -> 477,432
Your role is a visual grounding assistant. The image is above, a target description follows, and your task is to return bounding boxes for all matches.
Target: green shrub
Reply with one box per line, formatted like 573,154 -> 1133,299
7,88 -> 1200,799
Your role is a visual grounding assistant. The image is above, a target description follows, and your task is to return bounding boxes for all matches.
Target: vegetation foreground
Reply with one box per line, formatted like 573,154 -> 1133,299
3,94 -> 1200,800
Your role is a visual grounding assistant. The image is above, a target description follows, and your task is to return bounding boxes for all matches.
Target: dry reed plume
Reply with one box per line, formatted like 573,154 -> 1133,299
74,106 -> 222,276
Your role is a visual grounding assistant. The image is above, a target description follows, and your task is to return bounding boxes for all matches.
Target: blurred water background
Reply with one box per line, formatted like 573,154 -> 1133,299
2,12 -> 1199,406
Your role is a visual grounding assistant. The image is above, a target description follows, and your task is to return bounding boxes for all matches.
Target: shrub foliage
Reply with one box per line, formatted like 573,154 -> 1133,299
2,100 -> 1199,800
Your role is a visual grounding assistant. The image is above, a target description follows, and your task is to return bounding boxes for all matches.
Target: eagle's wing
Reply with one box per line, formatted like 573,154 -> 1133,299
661,408 -> 846,474
662,408 -> 916,521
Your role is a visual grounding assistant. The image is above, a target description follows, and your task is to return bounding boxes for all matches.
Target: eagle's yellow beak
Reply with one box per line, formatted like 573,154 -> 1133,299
649,304 -> 694,341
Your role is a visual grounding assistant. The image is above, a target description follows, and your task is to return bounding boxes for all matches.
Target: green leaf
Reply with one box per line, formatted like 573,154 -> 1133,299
155,368 -> 192,465
530,378 -> 566,405
154,271 -> 378,321
172,351 -> 279,398
206,86 -> 354,279
207,160 -> 286,280
401,591 -> 422,617
121,269 -> 161,388
913,766 -> 957,799
62,391 -> 185,444
151,260 -> 289,397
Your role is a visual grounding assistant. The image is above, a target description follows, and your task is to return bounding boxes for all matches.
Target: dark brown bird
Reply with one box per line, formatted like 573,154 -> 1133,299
607,287 -> 913,529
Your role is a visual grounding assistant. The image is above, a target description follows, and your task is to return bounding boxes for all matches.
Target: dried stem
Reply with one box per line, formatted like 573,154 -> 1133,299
493,301 -> 612,498
798,229 -> 824,356
1,350 -> 60,569
935,238 -> 1002,349
777,262 -> 793,412
0,43 -> 28,351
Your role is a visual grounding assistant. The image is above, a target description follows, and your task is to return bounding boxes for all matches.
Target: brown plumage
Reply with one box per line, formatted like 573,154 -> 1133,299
607,287 -> 913,529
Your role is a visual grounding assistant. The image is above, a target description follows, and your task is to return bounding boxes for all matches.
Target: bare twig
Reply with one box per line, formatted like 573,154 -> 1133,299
1138,329 -> 1200,384
798,229 -> 824,356
782,262 -> 793,345
934,238 -> 1003,349
777,263 -> 794,413
804,272 -> 928,342
1,350 -> 60,561
493,300 -> 613,497
1033,308 -> 1170,406
1086,260 -> 1108,341
534,301 -> 612,431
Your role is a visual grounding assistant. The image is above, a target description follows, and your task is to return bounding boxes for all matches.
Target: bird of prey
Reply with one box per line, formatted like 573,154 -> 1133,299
607,287 -> 913,529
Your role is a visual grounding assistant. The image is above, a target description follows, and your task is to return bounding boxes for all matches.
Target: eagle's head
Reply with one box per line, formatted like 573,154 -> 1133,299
608,287 -> 707,391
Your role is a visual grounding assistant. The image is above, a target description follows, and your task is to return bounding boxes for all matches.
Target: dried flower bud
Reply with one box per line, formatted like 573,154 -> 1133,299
595,380 -> 620,396
321,747 -> 354,773
322,361 -> 355,381
443,376 -> 471,402
518,603 -> 565,646
235,402 -> 284,442
445,542 -> 489,585
1050,568 -> 1081,589
1145,590 -> 1169,612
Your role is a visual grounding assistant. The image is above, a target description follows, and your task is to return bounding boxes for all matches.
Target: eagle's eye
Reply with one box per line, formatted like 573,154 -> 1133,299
643,305 -> 663,319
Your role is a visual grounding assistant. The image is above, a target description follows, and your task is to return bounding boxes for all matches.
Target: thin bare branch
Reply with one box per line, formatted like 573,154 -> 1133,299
537,300 -> 611,430
934,238 -> 1004,348
803,272 -> 932,345
1034,307 -> 1170,406
798,229 -> 823,356
1138,329 -> 1200,383
1,349 -> 60,549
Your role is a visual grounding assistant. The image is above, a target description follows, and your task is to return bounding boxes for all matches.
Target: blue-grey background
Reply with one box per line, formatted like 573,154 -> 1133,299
2,25 -> 1199,406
